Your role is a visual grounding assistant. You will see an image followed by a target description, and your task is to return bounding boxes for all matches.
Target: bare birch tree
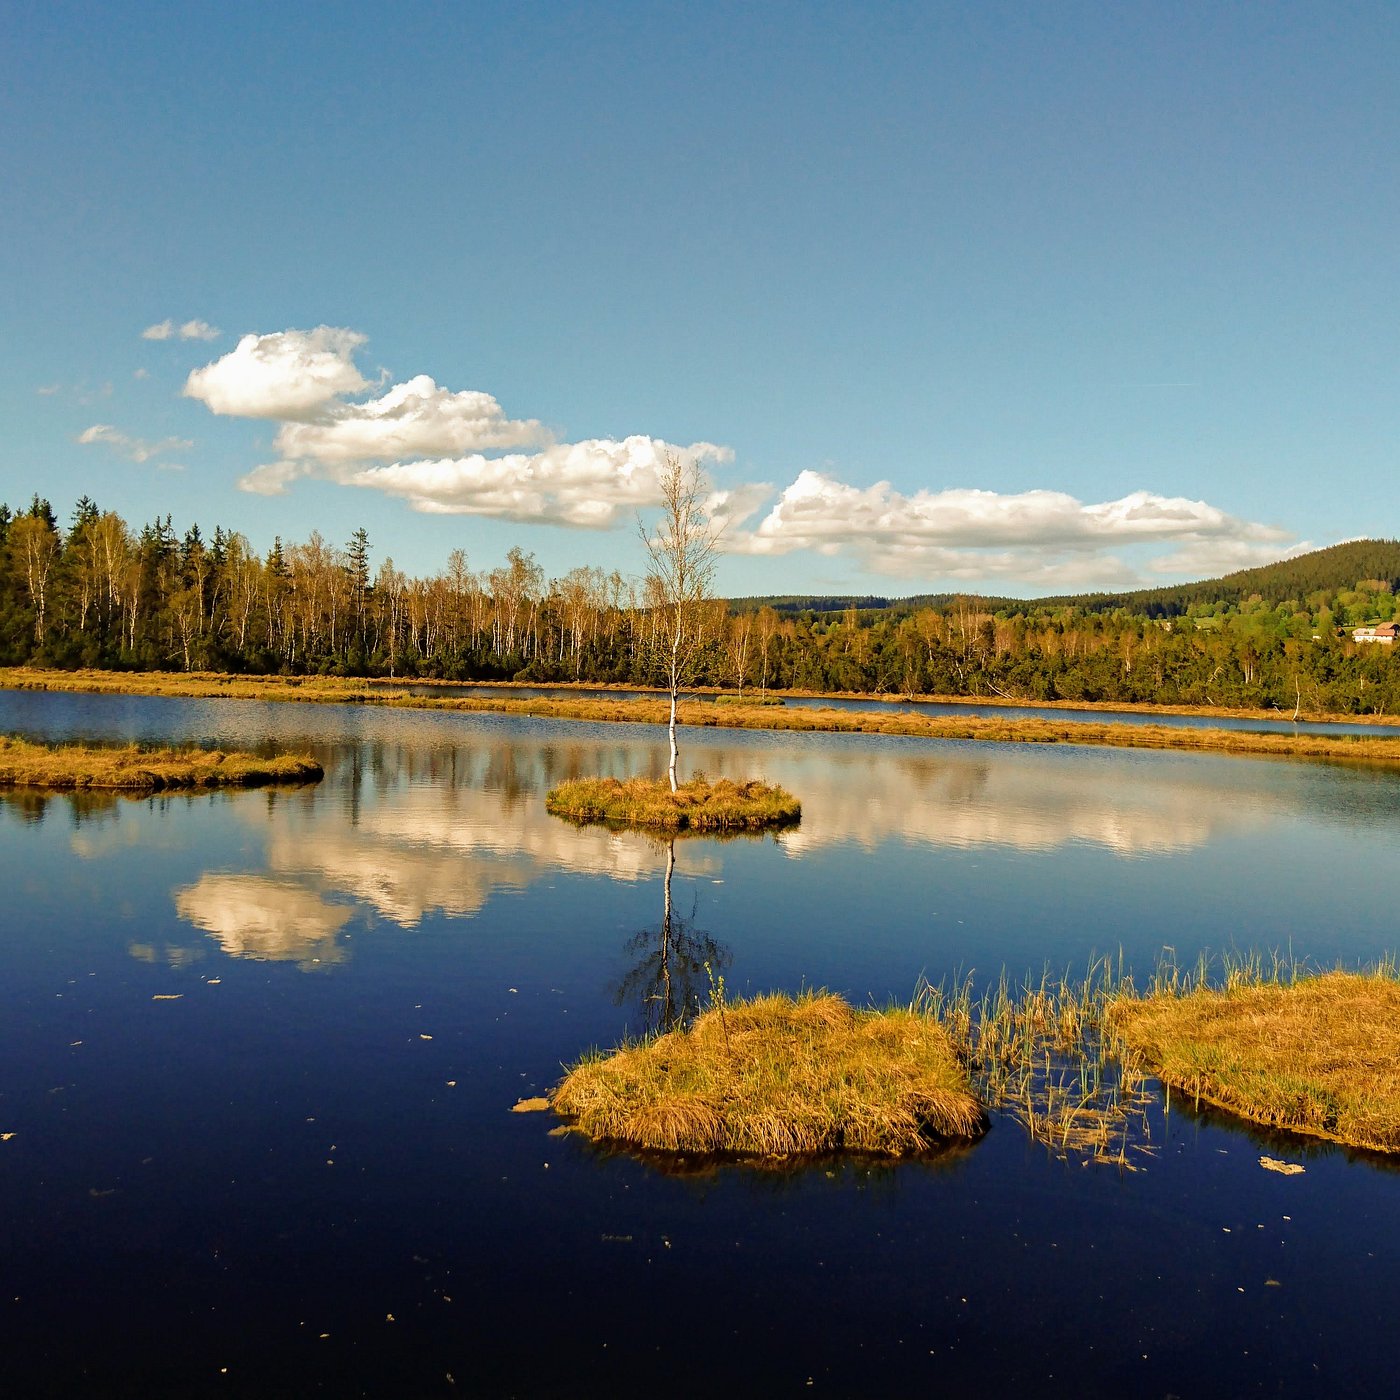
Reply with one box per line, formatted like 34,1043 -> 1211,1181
640,452 -> 721,791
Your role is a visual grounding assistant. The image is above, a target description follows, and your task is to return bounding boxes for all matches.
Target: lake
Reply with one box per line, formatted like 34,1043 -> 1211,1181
1,689 -> 1397,1397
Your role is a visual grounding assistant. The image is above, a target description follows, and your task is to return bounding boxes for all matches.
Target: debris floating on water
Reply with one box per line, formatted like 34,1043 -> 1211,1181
1259,1155 -> 1305,1175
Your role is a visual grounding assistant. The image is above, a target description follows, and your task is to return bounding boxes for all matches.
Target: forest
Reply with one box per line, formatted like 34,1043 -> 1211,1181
2,494 -> 1399,716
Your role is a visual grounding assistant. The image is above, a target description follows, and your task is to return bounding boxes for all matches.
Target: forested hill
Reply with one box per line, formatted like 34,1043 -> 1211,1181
734,540 -> 1400,618
1033,540 -> 1400,617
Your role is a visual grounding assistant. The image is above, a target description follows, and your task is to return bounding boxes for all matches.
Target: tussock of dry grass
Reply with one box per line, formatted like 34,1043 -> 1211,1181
552,990 -> 985,1157
545,775 -> 800,831
0,736 -> 323,791
1107,969 -> 1400,1153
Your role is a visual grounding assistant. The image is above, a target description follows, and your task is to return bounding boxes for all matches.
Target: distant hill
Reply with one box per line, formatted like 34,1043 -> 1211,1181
729,540 -> 1400,619
1032,539 -> 1400,617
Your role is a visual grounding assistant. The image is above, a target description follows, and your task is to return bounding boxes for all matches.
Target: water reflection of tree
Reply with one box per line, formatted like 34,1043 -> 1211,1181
614,839 -> 731,1035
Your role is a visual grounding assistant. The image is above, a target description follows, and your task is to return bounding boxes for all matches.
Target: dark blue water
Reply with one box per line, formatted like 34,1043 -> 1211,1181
402,680 -> 1400,738
2,689 -> 1397,1397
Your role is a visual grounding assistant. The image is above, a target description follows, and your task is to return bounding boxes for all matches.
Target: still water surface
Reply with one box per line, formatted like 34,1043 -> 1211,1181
1,690 -> 1397,1397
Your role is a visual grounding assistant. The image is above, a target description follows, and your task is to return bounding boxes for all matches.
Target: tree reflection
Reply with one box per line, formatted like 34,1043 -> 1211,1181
614,838 -> 731,1035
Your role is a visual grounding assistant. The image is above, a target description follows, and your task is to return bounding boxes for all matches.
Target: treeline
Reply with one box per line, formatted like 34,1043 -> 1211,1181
2,495 -> 1399,714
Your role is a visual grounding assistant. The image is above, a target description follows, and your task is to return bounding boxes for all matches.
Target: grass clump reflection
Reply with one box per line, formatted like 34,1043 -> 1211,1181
0,735 -> 322,791
1106,958 -> 1400,1154
553,990 -> 985,1157
545,774 -> 800,832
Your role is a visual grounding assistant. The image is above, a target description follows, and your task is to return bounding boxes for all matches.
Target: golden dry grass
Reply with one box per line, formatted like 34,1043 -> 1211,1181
1106,968 -> 1400,1153
7,666 -> 1400,768
544,775 -> 800,831
552,990 -> 985,1157
0,735 -> 323,791
5,666 -> 1400,767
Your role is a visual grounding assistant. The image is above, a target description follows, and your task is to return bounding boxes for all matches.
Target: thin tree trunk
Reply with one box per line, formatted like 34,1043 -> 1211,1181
668,687 -> 679,792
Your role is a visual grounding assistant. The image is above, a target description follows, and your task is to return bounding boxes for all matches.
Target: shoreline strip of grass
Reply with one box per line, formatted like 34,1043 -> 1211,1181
0,736 -> 323,791
552,990 -> 986,1157
5,668 -> 1400,768
545,775 -> 800,831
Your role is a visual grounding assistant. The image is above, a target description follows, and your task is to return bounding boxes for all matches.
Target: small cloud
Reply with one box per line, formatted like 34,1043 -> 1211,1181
78,423 -> 193,464
133,368 -> 150,380
185,326 -> 369,420
35,384 -> 61,396
143,318 -> 221,342
238,460 -> 306,496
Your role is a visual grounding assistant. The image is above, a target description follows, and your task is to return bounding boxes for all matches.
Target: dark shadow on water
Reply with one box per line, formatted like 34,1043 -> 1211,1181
562,1126 -> 980,1185
1163,1089 -> 1400,1175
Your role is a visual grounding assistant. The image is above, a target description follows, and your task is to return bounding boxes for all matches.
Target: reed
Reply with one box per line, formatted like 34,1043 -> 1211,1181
553,990 -> 985,1157
1105,957 -> 1400,1153
919,960 -> 1155,1167
544,775 -> 800,831
0,735 -> 322,791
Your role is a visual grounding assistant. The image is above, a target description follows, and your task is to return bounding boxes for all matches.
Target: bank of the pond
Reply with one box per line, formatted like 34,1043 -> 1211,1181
553,990 -> 985,1156
545,775 -> 800,831
1107,966 -> 1400,1154
0,734 -> 323,791
6,667 -> 1400,767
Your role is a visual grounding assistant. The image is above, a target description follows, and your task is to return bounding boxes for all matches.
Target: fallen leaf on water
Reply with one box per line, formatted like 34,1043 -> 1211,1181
511,1097 -> 550,1113
1,1133 -> 16,1142
152,994 -> 183,1001
419,1034 -> 433,1040
1260,1156 -> 1305,1176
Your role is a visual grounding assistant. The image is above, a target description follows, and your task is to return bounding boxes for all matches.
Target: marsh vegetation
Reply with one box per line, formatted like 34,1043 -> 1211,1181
1106,959 -> 1400,1153
545,774 -> 800,832
9,668 -> 1400,767
0,734 -> 322,790
553,989 -> 985,1156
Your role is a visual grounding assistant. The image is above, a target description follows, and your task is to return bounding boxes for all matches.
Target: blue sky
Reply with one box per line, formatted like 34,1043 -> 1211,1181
3,1 -> 1397,597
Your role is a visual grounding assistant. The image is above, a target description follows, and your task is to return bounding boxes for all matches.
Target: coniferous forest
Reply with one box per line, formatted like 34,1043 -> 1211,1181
2,494 -> 1399,716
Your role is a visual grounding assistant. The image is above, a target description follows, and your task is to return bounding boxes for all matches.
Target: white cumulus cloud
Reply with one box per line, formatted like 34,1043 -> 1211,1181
199,325 -> 754,534
184,327 -> 369,419
273,374 -> 548,463
727,471 -> 1292,584
78,423 -> 193,463
1147,538 -> 1314,578
245,436 -> 735,529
